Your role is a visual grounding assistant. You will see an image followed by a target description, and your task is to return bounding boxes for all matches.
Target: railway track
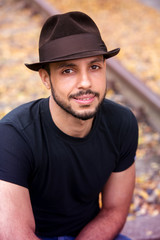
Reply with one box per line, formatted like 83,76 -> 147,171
26,0 -> 160,132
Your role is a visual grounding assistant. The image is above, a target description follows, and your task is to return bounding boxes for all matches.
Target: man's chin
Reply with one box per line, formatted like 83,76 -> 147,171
71,110 -> 97,121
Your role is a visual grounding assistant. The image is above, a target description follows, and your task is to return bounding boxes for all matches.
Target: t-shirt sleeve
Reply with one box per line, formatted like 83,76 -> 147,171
0,123 -> 33,188
113,110 -> 138,172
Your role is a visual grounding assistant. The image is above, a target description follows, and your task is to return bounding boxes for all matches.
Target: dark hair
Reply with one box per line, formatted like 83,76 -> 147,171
42,63 -> 50,75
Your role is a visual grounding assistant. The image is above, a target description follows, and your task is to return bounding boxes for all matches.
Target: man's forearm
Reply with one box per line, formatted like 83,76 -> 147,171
75,208 -> 127,240
0,233 -> 40,240
0,227 -> 40,240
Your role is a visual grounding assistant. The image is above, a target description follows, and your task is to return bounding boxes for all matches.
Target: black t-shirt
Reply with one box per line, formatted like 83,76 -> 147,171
0,98 -> 138,237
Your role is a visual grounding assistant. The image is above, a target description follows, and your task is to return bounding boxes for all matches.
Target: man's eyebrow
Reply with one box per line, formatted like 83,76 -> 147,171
55,62 -> 76,69
55,56 -> 104,69
90,57 -> 104,64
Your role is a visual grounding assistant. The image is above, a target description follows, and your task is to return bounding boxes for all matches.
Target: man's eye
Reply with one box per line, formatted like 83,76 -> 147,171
91,65 -> 100,70
62,69 -> 73,74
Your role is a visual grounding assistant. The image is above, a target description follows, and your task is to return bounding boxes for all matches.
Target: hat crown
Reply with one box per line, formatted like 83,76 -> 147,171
25,11 -> 120,71
39,11 -> 101,48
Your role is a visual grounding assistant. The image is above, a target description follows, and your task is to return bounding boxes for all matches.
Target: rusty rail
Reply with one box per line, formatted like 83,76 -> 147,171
26,0 -> 59,17
106,59 -> 160,131
25,0 -> 160,132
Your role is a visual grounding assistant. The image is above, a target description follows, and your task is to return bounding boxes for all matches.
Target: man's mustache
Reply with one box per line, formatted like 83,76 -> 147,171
69,90 -> 99,99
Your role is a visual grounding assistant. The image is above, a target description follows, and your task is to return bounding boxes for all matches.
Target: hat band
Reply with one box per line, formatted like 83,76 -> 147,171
39,33 -> 107,62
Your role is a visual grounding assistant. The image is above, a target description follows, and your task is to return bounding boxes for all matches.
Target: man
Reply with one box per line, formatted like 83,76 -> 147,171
0,12 -> 138,240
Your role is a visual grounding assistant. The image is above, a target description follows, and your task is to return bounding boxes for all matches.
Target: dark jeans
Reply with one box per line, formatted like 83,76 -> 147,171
39,234 -> 131,240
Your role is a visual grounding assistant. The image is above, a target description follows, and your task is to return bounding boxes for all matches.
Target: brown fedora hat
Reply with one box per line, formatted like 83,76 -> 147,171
25,11 -> 120,71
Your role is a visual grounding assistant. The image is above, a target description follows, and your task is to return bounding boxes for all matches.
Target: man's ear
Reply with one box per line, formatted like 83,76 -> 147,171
39,69 -> 51,90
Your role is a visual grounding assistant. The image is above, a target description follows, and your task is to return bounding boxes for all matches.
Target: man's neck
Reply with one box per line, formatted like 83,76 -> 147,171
49,96 -> 94,138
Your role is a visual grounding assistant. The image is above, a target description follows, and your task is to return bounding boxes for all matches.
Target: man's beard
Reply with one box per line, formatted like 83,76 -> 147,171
50,79 -> 107,121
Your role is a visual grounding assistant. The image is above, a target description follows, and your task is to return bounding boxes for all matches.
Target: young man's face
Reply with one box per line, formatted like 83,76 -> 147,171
46,55 -> 107,120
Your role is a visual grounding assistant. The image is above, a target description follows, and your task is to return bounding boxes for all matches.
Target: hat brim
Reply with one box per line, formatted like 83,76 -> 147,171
25,48 -> 120,71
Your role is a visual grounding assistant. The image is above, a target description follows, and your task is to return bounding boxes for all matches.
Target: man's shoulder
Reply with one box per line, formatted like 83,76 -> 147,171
101,99 -> 138,130
0,98 -> 48,130
102,98 -> 132,115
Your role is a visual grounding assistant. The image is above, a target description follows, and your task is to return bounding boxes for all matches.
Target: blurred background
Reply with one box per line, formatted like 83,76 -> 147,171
0,0 -> 160,228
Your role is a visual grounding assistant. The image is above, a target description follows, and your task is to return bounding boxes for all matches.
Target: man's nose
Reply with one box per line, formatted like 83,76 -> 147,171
77,71 -> 92,89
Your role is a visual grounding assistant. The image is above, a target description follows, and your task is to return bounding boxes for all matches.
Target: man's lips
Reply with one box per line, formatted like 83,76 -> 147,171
73,94 -> 96,104
69,90 -> 99,105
